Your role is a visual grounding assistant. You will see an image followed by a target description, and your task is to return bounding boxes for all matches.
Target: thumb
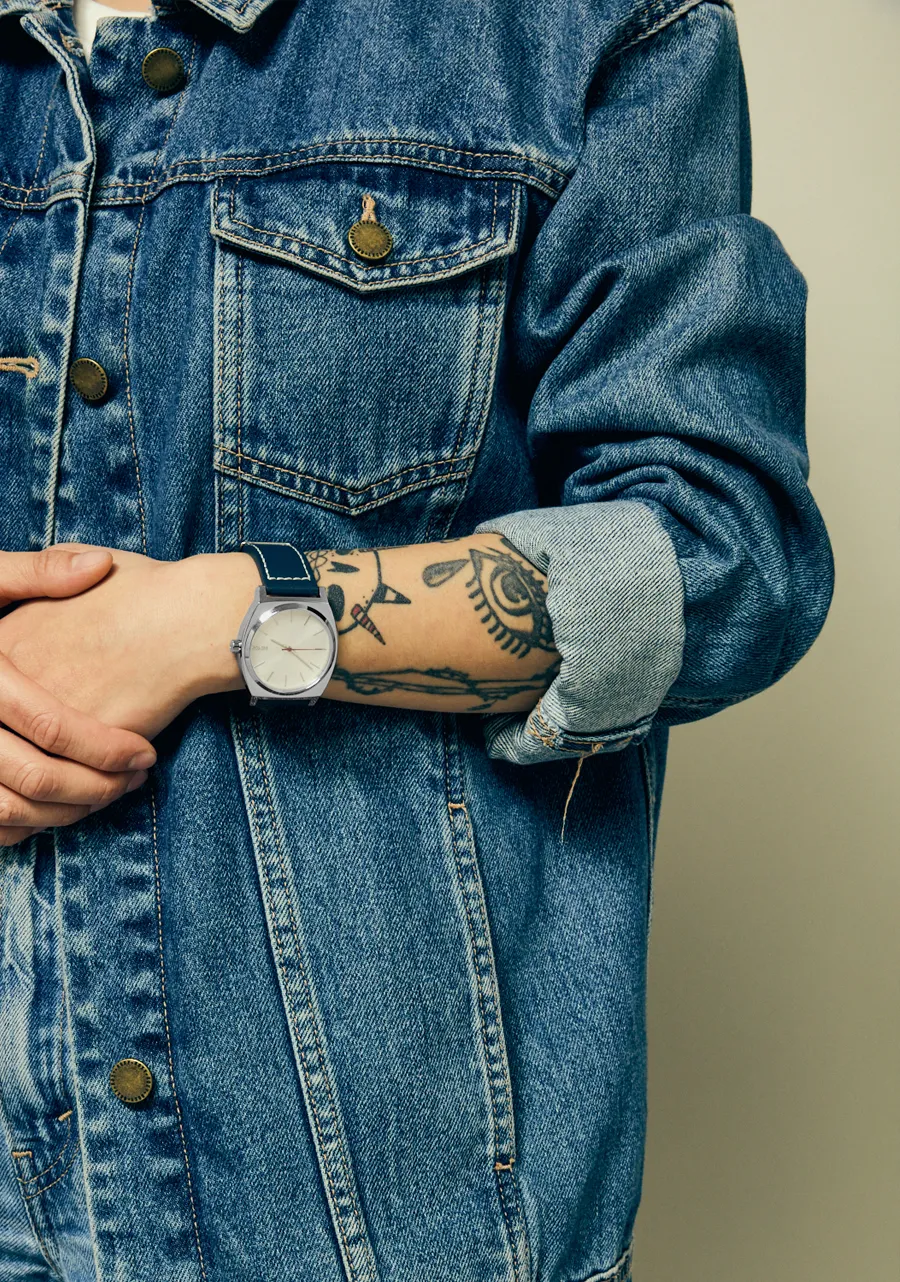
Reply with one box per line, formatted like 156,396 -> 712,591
0,546 -> 113,608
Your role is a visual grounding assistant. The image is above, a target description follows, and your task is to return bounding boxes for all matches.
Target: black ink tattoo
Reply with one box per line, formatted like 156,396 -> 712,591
422,541 -> 554,658
331,660 -> 560,710
305,548 -> 408,642
467,546 -> 553,657
422,559 -> 468,588
326,584 -> 345,621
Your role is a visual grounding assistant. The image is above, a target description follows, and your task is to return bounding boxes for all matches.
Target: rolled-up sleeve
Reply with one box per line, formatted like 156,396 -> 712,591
475,0 -> 834,765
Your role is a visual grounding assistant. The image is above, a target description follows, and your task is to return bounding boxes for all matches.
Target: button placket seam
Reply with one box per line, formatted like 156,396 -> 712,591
121,35 -> 198,553
149,786 -> 209,1280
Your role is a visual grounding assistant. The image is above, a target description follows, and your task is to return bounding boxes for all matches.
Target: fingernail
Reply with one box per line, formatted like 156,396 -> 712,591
125,770 -> 148,793
71,550 -> 111,571
126,751 -> 156,770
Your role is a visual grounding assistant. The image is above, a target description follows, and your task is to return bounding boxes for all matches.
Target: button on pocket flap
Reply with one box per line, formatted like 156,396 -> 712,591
211,163 -> 522,293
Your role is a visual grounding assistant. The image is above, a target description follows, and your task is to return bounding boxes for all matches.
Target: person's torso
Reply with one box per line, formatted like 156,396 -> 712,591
0,3 -> 664,1278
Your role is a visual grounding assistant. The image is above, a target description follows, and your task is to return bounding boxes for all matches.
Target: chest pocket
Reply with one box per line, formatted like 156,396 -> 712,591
210,162 -> 523,521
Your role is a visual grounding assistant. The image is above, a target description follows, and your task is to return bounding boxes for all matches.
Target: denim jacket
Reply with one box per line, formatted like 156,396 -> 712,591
0,0 -> 833,1279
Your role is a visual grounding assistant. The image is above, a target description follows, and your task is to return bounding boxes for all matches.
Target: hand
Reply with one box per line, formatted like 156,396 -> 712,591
0,546 -> 259,741
0,546 -> 158,846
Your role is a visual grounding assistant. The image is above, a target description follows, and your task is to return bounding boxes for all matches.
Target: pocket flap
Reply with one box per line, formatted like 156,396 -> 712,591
211,162 -> 522,293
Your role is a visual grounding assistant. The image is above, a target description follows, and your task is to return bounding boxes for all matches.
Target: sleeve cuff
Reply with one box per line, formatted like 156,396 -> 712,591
473,501 -> 686,765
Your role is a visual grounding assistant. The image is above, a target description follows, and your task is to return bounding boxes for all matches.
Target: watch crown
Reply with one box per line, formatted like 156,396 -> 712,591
230,639 -> 242,654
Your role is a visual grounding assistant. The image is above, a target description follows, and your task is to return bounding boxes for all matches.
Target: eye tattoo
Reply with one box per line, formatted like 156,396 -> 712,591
466,547 -> 555,657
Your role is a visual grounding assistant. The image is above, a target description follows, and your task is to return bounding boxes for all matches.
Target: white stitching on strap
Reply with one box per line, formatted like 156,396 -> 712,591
242,541 -> 312,581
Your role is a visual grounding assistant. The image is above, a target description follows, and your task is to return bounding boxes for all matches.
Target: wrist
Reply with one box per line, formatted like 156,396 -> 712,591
174,552 -> 261,699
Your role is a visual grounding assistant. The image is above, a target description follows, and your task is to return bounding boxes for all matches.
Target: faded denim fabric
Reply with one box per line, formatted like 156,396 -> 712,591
0,0 -> 832,1279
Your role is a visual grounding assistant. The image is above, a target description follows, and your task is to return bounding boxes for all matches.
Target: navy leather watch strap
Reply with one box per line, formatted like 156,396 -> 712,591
240,541 -> 319,597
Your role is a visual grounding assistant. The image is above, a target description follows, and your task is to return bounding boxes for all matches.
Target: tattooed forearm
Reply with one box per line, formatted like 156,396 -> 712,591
302,533 -> 560,714
308,548 -> 410,646
422,535 -> 554,658
331,661 -> 560,712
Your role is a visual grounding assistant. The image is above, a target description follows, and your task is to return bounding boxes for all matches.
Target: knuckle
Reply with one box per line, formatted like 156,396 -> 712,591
33,547 -> 59,581
12,759 -> 54,801
93,741 -> 122,773
95,775 -> 122,804
27,709 -> 67,754
0,796 -> 21,826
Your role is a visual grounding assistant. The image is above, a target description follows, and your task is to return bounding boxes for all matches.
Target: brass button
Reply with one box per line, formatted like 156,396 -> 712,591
69,357 -> 109,403
109,1058 -> 154,1105
348,192 -> 393,263
141,47 -> 186,94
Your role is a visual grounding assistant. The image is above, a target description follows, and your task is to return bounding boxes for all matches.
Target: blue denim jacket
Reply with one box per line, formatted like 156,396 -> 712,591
0,0 -> 833,1278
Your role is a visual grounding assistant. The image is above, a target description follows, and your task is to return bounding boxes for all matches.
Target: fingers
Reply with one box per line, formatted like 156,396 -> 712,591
0,826 -> 43,849
0,725 -> 148,806
0,768 -> 146,833
0,545 -> 113,608
0,654 -> 156,772
0,785 -> 91,835
0,728 -> 151,847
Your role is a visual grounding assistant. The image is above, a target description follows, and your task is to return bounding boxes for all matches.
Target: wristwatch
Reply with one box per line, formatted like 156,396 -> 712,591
230,541 -> 338,706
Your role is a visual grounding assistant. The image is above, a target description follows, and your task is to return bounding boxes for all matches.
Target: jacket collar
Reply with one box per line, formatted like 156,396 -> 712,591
0,0 -> 285,33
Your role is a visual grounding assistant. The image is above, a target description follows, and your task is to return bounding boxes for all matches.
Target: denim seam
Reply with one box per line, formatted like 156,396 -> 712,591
442,720 -> 532,1282
213,459 -> 472,514
149,788 -> 209,1280
216,445 -> 478,488
211,225 -> 516,292
15,1113 -> 73,1188
122,38 -> 198,553
54,984 -> 67,1100
425,247 -> 516,543
11,1153 -> 66,1277
19,1141 -> 79,1201
525,699 -> 640,754
232,715 -> 376,1282
234,730 -> 355,1274
0,142 -> 566,208
448,258 -> 489,465
609,0 -> 735,60
214,445 -> 476,492
0,157 -> 556,211
571,1236 -> 633,1281
22,13 -> 98,550
257,742 -> 371,1277
0,82 -> 53,264
236,253 -> 245,543
0,139 -> 568,193
223,173 -> 504,270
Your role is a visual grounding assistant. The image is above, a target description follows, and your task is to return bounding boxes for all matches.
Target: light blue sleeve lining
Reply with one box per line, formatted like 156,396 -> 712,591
474,501 -> 686,764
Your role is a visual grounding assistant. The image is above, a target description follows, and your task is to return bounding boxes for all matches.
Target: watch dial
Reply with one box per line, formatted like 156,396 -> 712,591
247,606 -> 333,694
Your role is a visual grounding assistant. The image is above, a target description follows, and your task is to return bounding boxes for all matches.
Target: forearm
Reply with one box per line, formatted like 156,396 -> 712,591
298,535 -> 560,713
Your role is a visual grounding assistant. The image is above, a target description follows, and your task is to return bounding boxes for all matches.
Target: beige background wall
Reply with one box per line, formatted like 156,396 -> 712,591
637,2 -> 899,1278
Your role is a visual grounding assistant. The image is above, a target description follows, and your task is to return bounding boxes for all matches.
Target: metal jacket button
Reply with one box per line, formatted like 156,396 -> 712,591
69,358 -> 109,402
348,192 -> 393,263
141,47 -> 186,93
109,1058 -> 154,1105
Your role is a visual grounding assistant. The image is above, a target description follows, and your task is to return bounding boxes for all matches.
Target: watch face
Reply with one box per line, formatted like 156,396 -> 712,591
246,605 -> 334,694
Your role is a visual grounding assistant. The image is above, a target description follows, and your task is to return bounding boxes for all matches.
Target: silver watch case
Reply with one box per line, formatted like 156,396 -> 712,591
230,585 -> 338,706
